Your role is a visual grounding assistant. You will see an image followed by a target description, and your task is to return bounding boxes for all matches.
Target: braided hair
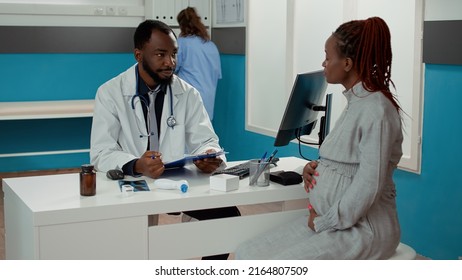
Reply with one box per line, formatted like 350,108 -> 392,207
333,17 -> 401,112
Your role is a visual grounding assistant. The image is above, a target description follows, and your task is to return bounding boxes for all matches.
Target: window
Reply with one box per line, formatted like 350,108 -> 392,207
246,0 -> 424,173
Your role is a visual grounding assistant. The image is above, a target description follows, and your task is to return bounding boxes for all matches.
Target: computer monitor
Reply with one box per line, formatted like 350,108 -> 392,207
274,70 -> 329,147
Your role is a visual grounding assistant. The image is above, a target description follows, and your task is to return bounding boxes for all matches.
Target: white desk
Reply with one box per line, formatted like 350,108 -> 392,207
3,157 -> 309,260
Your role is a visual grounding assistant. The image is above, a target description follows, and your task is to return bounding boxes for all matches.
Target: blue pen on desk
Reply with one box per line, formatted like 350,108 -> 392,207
250,149 -> 278,185
266,149 -> 278,164
259,151 -> 267,163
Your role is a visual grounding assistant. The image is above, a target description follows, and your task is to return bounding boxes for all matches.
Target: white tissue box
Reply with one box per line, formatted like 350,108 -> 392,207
210,174 -> 240,192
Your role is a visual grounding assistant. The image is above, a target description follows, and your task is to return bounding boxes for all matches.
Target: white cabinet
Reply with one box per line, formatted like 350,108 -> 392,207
39,216 -> 148,260
145,0 -> 211,26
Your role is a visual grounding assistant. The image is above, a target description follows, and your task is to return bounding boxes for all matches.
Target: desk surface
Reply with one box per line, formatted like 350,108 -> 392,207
3,157 -> 308,226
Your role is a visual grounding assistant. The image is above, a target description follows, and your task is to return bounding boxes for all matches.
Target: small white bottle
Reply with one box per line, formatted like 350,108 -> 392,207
154,179 -> 189,193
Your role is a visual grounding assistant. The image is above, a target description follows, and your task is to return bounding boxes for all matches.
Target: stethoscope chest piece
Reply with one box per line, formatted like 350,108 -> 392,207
167,115 -> 176,128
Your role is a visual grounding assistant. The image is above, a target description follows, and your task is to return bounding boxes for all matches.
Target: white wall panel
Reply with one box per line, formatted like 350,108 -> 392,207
246,0 -> 424,173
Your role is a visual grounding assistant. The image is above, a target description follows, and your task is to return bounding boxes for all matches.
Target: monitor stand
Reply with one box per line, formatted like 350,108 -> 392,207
313,93 -> 332,146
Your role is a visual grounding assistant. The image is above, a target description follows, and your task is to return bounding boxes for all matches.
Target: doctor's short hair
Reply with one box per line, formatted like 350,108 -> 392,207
134,20 -> 177,50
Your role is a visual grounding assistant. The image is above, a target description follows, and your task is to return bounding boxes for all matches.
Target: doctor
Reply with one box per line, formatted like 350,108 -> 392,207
90,20 -> 224,177
90,20 -> 240,260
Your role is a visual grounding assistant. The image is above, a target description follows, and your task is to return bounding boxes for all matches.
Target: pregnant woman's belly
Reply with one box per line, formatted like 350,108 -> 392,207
308,160 -> 356,214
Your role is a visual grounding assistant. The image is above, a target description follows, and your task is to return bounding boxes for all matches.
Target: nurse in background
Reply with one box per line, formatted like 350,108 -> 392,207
175,7 -> 222,120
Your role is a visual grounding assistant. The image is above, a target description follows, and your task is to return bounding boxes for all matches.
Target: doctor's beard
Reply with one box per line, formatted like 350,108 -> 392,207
142,59 -> 173,86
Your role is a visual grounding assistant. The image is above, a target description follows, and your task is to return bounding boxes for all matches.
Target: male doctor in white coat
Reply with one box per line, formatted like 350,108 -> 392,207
90,20 -> 240,260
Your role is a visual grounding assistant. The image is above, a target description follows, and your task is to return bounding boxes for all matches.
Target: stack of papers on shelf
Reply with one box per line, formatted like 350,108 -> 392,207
164,150 -> 228,169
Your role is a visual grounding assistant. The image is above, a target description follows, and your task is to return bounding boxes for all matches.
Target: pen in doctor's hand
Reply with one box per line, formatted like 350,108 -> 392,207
150,151 -> 162,160
135,151 -> 164,179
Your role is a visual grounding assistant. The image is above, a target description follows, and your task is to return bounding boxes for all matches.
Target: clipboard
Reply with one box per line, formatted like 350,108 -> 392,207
164,150 -> 228,169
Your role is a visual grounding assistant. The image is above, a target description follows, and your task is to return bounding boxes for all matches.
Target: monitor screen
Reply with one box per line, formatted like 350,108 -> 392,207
274,70 -> 328,147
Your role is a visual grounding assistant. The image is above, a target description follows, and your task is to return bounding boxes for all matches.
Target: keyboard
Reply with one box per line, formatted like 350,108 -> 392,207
213,157 -> 279,179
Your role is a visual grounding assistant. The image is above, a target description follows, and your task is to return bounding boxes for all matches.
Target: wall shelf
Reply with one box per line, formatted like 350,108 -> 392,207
0,100 -> 94,120
0,149 -> 90,158
0,100 -> 94,160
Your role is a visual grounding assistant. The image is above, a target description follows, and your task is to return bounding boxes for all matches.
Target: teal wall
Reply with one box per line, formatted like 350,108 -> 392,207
0,53 -> 135,101
393,64 -> 462,260
1,52 -> 461,260
0,53 -> 135,171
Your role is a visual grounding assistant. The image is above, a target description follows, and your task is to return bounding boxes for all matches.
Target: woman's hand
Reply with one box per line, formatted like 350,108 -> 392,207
308,203 -> 318,231
303,161 -> 319,193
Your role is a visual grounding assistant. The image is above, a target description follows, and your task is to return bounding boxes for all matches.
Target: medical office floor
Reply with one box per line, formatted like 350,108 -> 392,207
0,169 -> 429,260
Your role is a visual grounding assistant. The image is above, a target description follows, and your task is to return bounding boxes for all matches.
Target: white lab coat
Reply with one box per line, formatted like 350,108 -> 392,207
90,64 -> 223,172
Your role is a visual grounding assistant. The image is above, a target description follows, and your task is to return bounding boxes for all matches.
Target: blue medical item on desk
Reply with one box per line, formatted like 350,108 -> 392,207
154,179 -> 188,193
164,150 -> 228,169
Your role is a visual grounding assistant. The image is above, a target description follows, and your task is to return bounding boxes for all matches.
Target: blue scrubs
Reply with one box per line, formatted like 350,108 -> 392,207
175,36 -> 222,120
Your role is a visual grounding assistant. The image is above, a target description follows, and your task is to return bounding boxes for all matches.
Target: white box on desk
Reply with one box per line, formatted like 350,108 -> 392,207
210,174 -> 240,192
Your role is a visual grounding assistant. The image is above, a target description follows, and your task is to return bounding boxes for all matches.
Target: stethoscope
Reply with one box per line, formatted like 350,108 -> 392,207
131,65 -> 176,139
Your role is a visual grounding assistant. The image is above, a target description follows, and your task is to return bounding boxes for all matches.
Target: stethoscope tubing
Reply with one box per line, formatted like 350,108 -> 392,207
131,65 -> 176,139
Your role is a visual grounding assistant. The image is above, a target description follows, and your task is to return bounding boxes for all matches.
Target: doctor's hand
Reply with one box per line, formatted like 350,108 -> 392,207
193,149 -> 223,173
303,161 -> 319,193
135,151 -> 165,179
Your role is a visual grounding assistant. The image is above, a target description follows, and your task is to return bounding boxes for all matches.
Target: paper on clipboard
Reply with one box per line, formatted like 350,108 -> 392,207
164,150 -> 228,169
